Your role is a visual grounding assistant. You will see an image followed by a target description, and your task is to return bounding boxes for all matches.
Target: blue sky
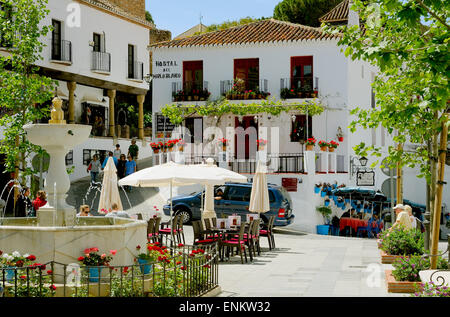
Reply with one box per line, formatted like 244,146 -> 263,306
145,0 -> 281,37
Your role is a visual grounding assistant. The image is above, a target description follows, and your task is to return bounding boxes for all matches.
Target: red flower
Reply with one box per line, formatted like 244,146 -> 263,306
19,275 -> 27,279
47,270 -> 53,275
26,255 -> 36,261
77,256 -> 85,261
49,285 -> 57,291
178,243 -> 184,247
123,267 -> 129,274
110,250 -> 117,255
180,266 -> 186,270
203,264 -> 211,269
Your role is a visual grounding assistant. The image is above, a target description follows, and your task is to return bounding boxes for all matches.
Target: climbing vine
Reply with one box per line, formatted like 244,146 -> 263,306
161,97 -> 324,125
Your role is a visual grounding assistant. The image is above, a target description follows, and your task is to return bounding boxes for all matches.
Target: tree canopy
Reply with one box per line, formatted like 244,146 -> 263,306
145,10 -> 154,24
273,0 -> 343,27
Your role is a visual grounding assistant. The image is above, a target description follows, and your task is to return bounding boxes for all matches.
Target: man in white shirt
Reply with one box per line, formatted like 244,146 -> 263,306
390,204 -> 412,230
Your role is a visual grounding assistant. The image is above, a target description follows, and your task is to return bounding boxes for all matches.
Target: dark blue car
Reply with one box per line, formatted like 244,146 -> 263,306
163,183 -> 295,226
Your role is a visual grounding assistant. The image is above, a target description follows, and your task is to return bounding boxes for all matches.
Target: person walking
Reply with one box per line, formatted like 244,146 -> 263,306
117,154 -> 127,179
390,204 -> 412,230
125,155 -> 137,192
405,205 -> 417,229
102,151 -> 118,169
32,190 -> 47,216
113,144 -> 121,160
15,187 -> 32,217
128,139 -> 139,160
87,154 -> 101,184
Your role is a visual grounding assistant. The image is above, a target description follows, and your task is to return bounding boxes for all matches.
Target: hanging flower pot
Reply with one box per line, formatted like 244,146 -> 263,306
314,185 -> 321,194
338,137 -> 344,142
324,199 -> 330,207
320,190 -> 327,197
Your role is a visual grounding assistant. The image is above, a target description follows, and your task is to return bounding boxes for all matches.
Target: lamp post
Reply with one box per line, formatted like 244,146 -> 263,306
350,156 -> 368,177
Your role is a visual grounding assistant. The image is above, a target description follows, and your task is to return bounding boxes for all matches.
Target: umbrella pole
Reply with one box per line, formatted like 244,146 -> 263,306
170,180 -> 174,248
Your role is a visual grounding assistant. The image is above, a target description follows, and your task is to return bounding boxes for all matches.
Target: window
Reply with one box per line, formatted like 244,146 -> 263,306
93,33 -> 101,52
290,115 -> 312,142
128,44 -> 135,78
65,150 -> 73,166
51,20 -> 62,60
183,61 -> 203,92
291,56 -> 313,91
234,58 -> 259,91
184,117 -> 203,144
225,186 -> 251,202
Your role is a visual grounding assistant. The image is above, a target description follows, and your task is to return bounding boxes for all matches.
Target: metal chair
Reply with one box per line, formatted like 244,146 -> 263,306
220,224 -> 248,264
260,215 -> 275,250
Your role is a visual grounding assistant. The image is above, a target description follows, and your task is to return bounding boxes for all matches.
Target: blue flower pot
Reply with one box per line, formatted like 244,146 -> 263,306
320,190 -> 326,197
137,258 -> 153,275
316,225 -> 330,235
324,200 -> 330,207
345,199 -> 350,203
4,267 -> 15,282
88,267 -> 102,283
314,187 -> 320,194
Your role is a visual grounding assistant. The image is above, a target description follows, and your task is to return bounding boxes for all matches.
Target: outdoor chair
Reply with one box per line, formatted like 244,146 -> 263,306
159,214 -> 180,245
357,219 -> 374,238
260,215 -> 275,250
150,217 -> 161,243
220,224 -> 248,264
146,217 -> 155,242
176,213 -> 185,245
192,220 -> 218,246
240,219 -> 261,260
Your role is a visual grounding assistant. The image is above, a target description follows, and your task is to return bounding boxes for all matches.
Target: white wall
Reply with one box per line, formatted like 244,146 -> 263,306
36,0 -> 149,91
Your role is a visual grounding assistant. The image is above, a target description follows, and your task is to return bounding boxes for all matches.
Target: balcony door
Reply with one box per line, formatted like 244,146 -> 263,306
51,20 -> 62,60
128,44 -> 135,78
291,56 -> 313,90
183,61 -> 203,93
235,116 -> 258,159
234,58 -> 259,91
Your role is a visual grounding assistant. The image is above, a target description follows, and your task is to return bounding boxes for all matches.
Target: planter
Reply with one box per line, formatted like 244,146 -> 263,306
187,96 -> 192,101
178,146 -> 184,152
385,270 -> 419,293
258,145 -> 265,151
320,146 -> 327,152
324,200 -> 330,207
338,137 -> 344,142
320,190 -> 327,197
380,250 -> 408,264
316,225 -> 330,235
168,147 -> 174,152
137,258 -> 153,275
306,144 -> 314,151
328,147 -> 335,152
152,149 -> 160,154
4,267 -> 15,282
314,186 -> 321,194
194,96 -> 199,101
222,146 -> 227,152
88,267 -> 102,283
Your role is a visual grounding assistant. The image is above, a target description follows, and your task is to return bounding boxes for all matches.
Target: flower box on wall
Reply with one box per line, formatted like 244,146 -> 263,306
380,250 -> 404,264
385,270 -> 419,293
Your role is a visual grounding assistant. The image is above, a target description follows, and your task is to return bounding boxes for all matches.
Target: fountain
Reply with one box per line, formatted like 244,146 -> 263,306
0,98 -> 147,275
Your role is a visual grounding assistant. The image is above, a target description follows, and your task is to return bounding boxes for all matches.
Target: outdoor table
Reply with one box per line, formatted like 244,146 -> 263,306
339,217 -> 383,232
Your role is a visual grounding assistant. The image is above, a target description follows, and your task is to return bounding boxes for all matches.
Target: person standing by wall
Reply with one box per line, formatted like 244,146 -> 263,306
128,139 -> 139,161
87,154 -> 102,184
15,187 -> 32,217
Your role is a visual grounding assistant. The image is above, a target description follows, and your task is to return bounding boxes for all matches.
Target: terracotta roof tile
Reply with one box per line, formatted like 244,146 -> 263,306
150,19 -> 339,49
319,0 -> 349,23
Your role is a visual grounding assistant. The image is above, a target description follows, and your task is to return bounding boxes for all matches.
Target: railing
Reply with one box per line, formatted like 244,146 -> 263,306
220,79 -> 269,100
280,77 -> 319,99
231,153 -> 305,174
0,243 -> 219,297
172,81 -> 210,102
127,60 -> 143,80
91,51 -> 111,73
51,39 -> 72,63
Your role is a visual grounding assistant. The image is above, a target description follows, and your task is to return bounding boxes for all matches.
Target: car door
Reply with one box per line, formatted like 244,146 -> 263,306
218,185 -> 251,222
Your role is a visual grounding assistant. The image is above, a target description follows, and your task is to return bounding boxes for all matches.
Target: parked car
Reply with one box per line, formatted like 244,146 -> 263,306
163,182 -> 295,226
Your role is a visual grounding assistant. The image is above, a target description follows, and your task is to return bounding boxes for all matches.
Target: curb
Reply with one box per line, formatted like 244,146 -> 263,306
273,228 -> 308,236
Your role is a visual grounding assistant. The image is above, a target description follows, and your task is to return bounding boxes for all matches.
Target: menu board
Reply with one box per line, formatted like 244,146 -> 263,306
282,178 -> 298,192
156,114 -> 176,133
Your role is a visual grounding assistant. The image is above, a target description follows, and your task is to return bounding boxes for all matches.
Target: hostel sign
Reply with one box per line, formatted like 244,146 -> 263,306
153,60 -> 181,79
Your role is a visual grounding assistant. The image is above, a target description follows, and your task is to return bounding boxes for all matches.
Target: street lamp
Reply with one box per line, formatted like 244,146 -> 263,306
350,156 -> 369,176
143,74 -> 153,85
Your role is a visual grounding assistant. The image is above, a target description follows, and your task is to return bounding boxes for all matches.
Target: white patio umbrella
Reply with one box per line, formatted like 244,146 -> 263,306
249,160 -> 270,213
98,157 -> 123,213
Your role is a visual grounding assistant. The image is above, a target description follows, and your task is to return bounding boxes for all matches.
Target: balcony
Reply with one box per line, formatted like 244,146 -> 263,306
91,51 -> 111,74
171,81 -> 210,102
220,79 -> 270,100
280,77 -> 319,99
51,39 -> 72,64
127,60 -> 143,81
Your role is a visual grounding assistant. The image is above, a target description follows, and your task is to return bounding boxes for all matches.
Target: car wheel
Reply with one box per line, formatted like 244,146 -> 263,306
175,208 -> 192,224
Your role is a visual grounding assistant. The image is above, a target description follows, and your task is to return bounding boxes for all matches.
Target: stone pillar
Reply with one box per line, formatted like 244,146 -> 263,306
107,89 -> 116,137
66,81 -> 76,123
137,94 -> 145,140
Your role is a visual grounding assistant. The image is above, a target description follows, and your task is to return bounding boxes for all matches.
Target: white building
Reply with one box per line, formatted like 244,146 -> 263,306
0,0 -> 156,186
149,1 -> 449,235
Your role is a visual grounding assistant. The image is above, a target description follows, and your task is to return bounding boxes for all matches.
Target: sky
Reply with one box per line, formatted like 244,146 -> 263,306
145,0 -> 282,38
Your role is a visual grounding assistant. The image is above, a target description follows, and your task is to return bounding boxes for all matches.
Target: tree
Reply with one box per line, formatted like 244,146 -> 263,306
324,0 -> 448,255
273,0 -> 342,27
0,0 -> 56,187
195,17 -> 268,35
145,10 -> 154,24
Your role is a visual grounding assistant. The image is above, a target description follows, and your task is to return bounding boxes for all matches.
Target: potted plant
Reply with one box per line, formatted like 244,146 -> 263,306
257,139 -> 267,151
318,140 -> 329,151
378,227 -> 424,264
316,205 -> 332,235
305,137 -> 316,151
178,139 -> 185,152
135,244 -> 164,275
337,127 -> 344,142
328,140 -> 339,152
150,142 -> 161,154
314,182 -> 322,194
218,138 -> 228,151
166,140 -> 176,152
0,251 -> 36,281
78,247 -> 115,282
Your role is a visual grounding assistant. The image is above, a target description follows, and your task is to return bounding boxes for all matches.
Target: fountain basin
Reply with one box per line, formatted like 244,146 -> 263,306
0,217 -> 147,282
24,124 -> 91,148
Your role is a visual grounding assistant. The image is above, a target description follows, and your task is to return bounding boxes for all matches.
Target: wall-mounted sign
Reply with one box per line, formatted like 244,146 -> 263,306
282,177 -> 298,192
156,114 -> 176,133
153,60 -> 181,79
357,171 -> 375,186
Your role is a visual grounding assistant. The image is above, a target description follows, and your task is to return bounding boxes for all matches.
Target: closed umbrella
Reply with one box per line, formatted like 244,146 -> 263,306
98,157 -> 123,213
249,161 -> 270,213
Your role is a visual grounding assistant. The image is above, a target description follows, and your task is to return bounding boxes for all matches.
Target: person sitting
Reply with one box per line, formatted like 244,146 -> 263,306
215,189 -> 224,200
77,205 -> 91,217
105,203 -> 130,219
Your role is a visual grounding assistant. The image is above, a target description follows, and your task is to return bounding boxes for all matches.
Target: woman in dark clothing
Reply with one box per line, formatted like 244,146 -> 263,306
117,154 -> 127,179
15,187 -> 32,217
